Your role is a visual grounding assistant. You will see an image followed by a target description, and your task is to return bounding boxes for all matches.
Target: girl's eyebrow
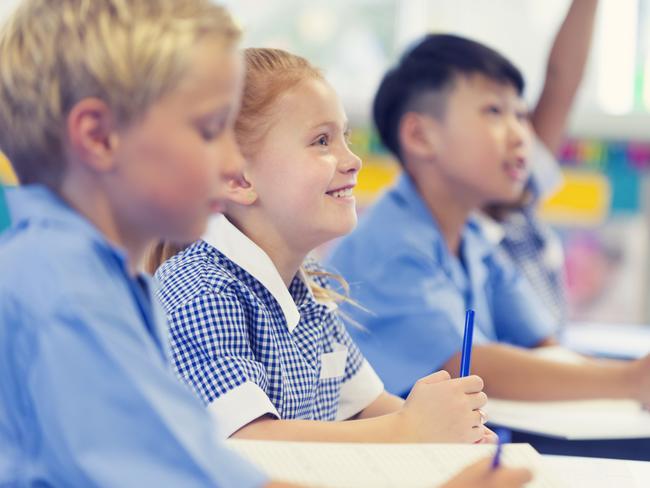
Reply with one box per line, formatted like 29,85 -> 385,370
309,120 -> 349,133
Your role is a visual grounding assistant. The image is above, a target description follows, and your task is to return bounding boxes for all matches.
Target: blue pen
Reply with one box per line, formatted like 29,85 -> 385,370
459,309 -> 475,377
491,428 -> 511,469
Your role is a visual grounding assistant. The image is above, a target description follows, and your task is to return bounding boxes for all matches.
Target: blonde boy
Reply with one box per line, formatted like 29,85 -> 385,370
0,1 -> 292,486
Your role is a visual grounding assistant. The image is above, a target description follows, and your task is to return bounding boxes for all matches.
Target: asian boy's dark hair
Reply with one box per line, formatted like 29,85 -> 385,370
373,34 -> 525,163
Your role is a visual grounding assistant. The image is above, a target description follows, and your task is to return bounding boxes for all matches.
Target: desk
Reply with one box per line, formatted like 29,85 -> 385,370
484,341 -> 650,460
509,430 -> 650,461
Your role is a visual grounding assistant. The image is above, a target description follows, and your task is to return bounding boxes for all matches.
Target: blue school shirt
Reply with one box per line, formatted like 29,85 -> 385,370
0,185 -> 266,488
327,173 -> 558,397
155,215 -> 384,437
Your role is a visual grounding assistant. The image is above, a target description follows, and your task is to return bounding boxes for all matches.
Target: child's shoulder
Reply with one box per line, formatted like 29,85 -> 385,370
0,219 -> 123,321
154,240 -> 248,312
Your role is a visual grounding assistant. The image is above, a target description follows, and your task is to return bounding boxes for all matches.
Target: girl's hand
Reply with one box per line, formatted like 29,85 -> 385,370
475,426 -> 498,444
438,458 -> 532,488
399,370 -> 488,443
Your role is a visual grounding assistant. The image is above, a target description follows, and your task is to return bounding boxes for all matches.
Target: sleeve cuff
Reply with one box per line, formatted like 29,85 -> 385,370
531,137 -> 563,199
207,381 -> 280,438
336,360 -> 385,420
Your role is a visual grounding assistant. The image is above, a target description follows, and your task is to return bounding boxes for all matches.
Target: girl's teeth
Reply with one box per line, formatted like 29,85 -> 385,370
331,188 -> 352,198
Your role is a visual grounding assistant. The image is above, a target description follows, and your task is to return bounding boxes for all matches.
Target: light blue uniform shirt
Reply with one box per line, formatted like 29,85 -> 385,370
327,173 -> 558,397
0,185 -> 266,487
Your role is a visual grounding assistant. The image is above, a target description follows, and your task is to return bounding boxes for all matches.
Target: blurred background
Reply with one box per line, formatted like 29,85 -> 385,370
2,0 -> 650,324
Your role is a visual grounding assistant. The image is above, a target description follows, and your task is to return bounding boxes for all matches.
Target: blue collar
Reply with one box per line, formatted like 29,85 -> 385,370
6,184 -> 130,268
390,172 -> 495,284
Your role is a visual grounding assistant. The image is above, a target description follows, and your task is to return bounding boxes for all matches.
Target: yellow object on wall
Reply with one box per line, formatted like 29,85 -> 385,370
355,157 -> 400,205
357,160 -> 610,227
0,152 -> 18,185
539,170 -> 610,225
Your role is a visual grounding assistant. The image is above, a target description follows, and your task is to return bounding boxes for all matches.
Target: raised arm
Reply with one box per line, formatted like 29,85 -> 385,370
532,0 -> 599,154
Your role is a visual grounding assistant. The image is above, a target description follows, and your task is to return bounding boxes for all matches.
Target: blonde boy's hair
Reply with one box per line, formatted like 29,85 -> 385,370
0,0 -> 240,189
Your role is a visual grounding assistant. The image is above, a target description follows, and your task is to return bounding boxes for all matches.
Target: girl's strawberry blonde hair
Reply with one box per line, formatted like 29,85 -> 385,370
146,48 -> 352,305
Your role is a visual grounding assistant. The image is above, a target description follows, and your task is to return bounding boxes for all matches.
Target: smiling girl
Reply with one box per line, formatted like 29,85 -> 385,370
147,48 -> 492,445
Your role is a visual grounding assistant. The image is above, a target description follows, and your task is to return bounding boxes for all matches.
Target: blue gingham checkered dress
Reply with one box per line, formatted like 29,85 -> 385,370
155,240 -> 366,421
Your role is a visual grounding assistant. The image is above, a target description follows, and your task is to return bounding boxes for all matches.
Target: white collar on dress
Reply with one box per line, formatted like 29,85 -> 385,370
202,214 -> 301,332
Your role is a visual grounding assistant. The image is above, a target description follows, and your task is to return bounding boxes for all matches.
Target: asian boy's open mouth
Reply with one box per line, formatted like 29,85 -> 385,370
503,156 -> 528,183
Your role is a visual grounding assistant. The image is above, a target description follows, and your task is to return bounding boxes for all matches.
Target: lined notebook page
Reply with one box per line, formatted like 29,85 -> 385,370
226,440 -> 564,488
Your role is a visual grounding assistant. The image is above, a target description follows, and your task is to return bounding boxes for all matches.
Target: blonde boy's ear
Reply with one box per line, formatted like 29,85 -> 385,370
66,98 -> 118,172
398,112 -> 440,163
224,171 -> 258,206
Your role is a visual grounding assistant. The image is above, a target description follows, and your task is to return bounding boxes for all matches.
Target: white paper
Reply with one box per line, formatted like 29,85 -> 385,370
225,439 -> 564,488
485,398 -> 650,440
544,455 -> 650,488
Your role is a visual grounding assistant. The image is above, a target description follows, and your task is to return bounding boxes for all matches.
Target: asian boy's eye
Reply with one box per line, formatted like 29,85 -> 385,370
484,104 -> 503,116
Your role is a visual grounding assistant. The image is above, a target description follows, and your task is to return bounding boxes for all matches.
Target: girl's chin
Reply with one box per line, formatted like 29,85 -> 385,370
319,220 -> 358,243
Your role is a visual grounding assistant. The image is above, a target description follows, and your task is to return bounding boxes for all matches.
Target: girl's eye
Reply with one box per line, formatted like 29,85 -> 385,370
314,134 -> 329,146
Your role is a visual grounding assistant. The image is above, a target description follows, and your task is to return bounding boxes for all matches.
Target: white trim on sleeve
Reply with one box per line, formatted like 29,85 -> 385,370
531,137 -> 563,198
336,360 -> 385,420
207,381 -> 280,438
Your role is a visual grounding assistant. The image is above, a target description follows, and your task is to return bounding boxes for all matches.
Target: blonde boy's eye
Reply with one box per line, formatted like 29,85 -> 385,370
200,121 -> 226,141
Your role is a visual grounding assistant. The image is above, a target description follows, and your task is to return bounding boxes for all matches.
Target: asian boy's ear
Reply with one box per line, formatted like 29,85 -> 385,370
224,171 -> 258,206
66,98 -> 119,173
398,111 -> 441,163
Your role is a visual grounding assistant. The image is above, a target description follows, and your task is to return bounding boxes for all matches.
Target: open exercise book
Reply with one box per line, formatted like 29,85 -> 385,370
226,440 -> 564,487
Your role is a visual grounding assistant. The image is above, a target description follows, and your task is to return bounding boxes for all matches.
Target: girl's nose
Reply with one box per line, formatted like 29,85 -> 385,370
339,147 -> 362,174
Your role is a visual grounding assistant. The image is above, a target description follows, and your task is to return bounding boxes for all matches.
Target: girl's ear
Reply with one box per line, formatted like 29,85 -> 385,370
225,170 -> 258,206
398,112 -> 441,163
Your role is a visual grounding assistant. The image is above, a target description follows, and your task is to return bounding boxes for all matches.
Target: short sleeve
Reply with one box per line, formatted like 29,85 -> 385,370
28,300 -> 266,488
529,136 -> 563,201
341,251 -> 490,397
168,292 -> 280,437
